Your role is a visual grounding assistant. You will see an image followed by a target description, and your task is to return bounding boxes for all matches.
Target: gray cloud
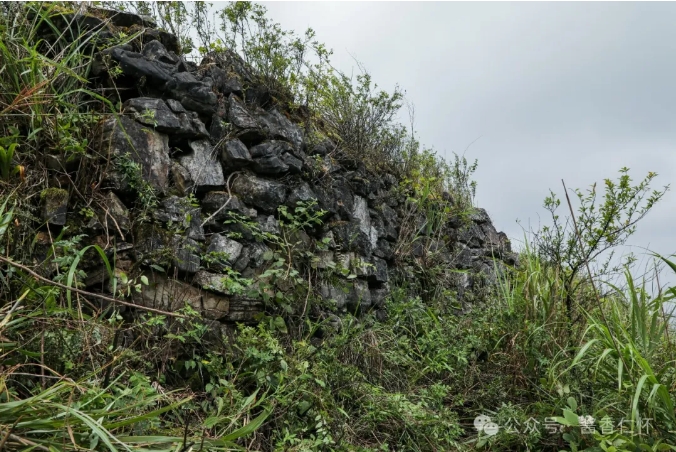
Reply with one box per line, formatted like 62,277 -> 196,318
214,2 -> 676,283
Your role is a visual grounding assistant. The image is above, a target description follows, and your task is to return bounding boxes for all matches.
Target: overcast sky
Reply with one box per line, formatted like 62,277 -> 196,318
212,2 -> 676,287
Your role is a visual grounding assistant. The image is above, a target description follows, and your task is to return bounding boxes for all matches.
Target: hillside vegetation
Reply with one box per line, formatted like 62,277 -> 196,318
0,2 -> 674,451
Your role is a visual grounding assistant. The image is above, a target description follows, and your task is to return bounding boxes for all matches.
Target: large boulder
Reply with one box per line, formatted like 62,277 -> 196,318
99,116 -> 171,193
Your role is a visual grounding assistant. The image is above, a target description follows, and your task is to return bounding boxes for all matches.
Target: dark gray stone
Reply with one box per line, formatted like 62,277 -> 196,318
201,191 -> 257,222
178,140 -> 225,190
373,239 -> 394,261
248,141 -> 295,175
331,178 -> 355,220
153,196 -> 204,241
172,237 -> 201,274
378,203 -> 399,241
170,161 -> 193,195
108,46 -> 176,85
109,44 -> 216,114
206,234 -> 243,263
200,50 -> 255,86
370,285 -> 390,309
257,109 -> 304,151
310,139 -> 336,157
369,256 -> 388,283
453,243 -> 473,269
201,64 -> 243,96
383,173 -> 397,188
99,116 -> 171,193
315,251 -> 335,269
166,71 -> 218,115
251,155 -> 288,175
469,208 -> 491,224
331,221 -> 373,255
101,191 -> 130,232
221,139 -> 252,169
281,152 -> 303,174
257,215 -> 280,235
142,39 -> 178,65
458,223 -> 485,248
123,97 -> 208,138
347,280 -> 372,314
210,115 -> 229,142
228,94 -> 259,130
143,29 -> 181,55
287,182 -> 317,208
233,248 -> 251,272
232,173 -> 286,214
319,282 -> 348,311
166,99 -> 186,113
193,270 -> 228,294
42,188 -> 68,226
247,242 -> 272,268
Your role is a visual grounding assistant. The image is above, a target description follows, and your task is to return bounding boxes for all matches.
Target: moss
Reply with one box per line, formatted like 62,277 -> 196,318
40,187 -> 68,203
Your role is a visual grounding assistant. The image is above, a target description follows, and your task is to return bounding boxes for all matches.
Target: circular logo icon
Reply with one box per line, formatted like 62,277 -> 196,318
474,415 -> 492,432
483,422 -> 499,436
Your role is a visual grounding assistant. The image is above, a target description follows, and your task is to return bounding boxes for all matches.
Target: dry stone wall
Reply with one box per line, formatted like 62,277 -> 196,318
41,9 -> 518,324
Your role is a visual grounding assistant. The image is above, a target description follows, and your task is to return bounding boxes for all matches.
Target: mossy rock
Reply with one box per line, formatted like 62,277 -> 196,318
41,188 -> 69,226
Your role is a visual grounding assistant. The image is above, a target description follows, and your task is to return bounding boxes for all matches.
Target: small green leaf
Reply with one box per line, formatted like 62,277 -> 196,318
567,397 -> 577,411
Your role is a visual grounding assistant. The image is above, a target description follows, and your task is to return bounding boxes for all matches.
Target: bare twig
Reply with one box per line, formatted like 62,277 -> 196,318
200,171 -> 241,227
5,433 -> 50,451
0,255 -> 185,318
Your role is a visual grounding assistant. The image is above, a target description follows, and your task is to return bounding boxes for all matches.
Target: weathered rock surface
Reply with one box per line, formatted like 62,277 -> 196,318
109,43 -> 217,114
153,196 -> 204,241
42,188 -> 69,226
206,234 -> 243,263
101,191 -> 130,232
221,139 -> 252,169
99,116 -> 171,193
124,97 -> 208,138
232,173 -> 287,214
177,140 -> 225,190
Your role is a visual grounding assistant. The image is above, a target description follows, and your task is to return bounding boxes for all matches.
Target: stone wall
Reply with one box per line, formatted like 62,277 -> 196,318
40,8 -> 518,324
